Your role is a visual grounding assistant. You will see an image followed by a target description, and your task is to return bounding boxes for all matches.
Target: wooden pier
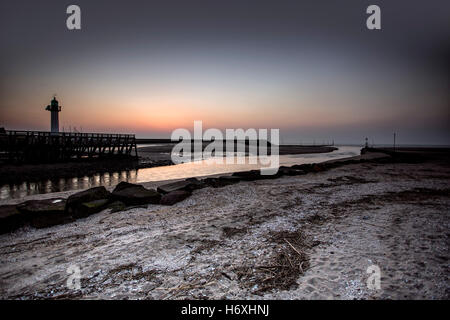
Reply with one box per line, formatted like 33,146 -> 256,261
0,130 -> 138,163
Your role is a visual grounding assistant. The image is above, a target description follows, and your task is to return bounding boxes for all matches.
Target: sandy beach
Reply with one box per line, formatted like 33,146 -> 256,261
0,154 -> 449,300
1,0 -> 449,309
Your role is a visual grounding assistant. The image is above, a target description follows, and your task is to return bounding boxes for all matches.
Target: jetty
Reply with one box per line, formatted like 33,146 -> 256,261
0,130 -> 138,163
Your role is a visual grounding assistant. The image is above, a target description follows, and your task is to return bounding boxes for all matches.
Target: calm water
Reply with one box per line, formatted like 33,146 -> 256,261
0,146 -> 361,200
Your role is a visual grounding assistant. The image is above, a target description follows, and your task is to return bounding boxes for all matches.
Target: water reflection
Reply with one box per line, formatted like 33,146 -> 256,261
0,170 -> 138,201
0,146 -> 360,201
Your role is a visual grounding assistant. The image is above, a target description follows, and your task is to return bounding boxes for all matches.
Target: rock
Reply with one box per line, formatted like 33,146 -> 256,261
112,184 -> 161,205
279,166 -> 306,176
0,205 -> 26,234
157,180 -> 202,194
77,199 -> 110,217
66,186 -> 111,218
160,190 -> 191,205
66,186 -> 110,208
321,162 -> 340,169
184,178 -> 206,190
312,164 -> 324,172
202,176 -> 240,188
232,170 -> 262,181
232,169 -> 284,180
112,181 -> 137,192
17,198 -> 70,228
292,169 -> 307,175
291,164 -> 314,172
203,178 -> 219,187
218,176 -> 241,185
107,201 -> 127,213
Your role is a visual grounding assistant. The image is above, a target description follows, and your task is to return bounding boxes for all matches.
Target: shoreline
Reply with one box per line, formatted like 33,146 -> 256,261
0,147 -> 444,205
0,147 -> 367,206
0,145 -> 337,190
0,150 -> 448,299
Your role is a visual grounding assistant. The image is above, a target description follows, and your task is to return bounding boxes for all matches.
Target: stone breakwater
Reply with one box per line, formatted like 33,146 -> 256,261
0,150 -> 391,235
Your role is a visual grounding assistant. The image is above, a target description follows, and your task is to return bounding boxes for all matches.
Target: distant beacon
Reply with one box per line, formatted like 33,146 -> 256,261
45,97 -> 62,133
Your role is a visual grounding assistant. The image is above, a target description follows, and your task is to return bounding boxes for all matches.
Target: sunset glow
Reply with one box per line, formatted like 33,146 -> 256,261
1,1 -> 448,144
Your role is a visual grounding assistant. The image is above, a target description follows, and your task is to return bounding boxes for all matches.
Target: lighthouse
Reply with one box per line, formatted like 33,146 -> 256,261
45,97 -> 61,133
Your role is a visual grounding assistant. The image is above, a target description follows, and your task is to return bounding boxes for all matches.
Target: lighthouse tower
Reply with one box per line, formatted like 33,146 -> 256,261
45,97 -> 62,133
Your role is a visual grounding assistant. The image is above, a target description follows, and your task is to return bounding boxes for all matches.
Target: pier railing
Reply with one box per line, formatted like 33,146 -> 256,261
0,130 -> 138,163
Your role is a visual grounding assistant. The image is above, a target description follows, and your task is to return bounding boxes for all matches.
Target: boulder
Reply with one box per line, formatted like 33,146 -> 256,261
77,199 -> 110,217
202,176 -> 239,188
107,201 -> 127,213
232,170 -> 262,181
203,178 -> 218,187
17,198 -> 70,228
66,186 -> 110,208
112,184 -> 161,205
279,166 -> 306,176
184,177 -> 206,190
278,168 -> 289,175
321,162 -> 340,169
312,164 -> 325,172
66,186 -> 111,218
0,205 -> 26,234
113,181 -> 138,192
160,190 -> 191,205
289,169 -> 306,176
291,164 -> 314,172
218,176 -> 241,185
157,179 -> 201,194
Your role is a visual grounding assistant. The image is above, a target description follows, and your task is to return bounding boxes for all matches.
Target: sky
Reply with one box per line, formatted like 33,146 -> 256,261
0,0 -> 449,144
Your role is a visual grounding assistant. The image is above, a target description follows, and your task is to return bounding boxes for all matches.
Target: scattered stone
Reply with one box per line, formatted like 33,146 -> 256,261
0,205 -> 26,234
296,164 -> 317,172
312,164 -> 324,172
289,169 -> 306,176
66,186 -> 111,218
232,170 -> 262,181
17,198 -> 70,228
157,180 -> 198,194
160,190 -> 191,205
77,199 -> 110,217
184,177 -> 206,190
203,178 -> 219,187
112,184 -> 161,205
279,167 -> 306,176
203,176 -> 240,188
218,176 -> 241,185
107,201 -> 127,213
112,181 -> 138,193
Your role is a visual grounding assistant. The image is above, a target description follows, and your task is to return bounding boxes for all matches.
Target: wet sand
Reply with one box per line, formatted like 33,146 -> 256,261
0,156 -> 449,299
